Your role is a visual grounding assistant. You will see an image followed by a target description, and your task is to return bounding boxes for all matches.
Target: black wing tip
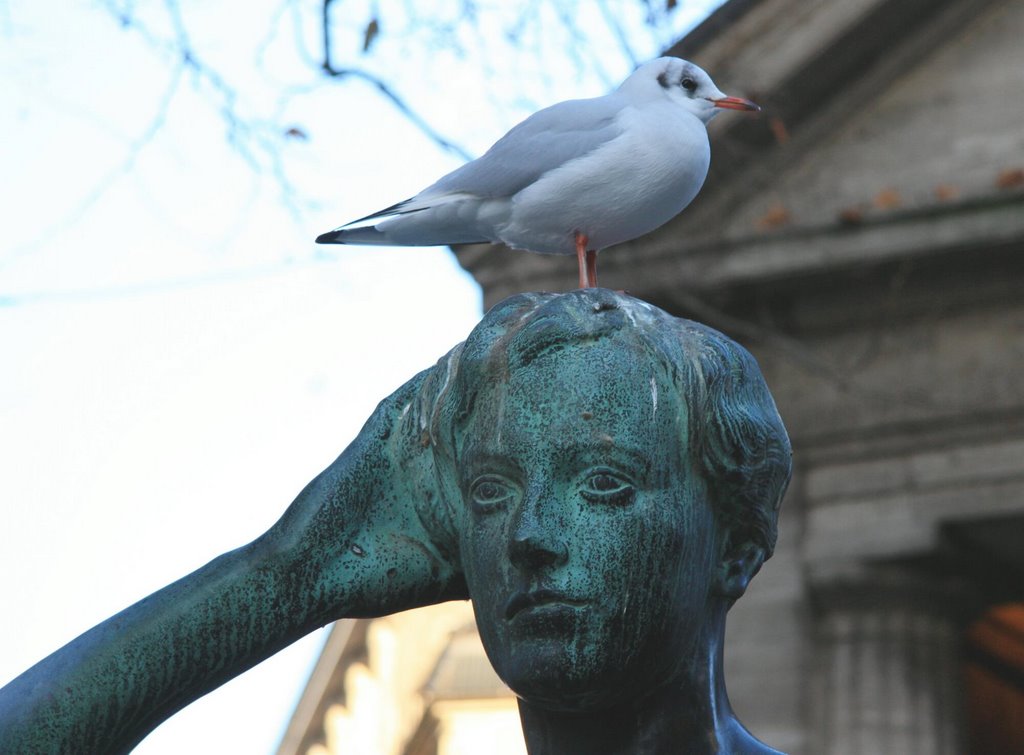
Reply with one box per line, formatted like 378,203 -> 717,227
316,230 -> 345,244
316,196 -> 416,244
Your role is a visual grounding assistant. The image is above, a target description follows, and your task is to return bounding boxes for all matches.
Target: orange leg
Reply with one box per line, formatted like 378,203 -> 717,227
585,249 -> 598,289
574,232 -> 598,289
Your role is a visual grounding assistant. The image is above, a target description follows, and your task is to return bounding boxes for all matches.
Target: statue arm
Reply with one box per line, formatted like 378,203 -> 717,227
0,368 -> 465,754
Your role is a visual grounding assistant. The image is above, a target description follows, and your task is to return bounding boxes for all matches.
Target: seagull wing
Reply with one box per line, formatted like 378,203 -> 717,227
316,93 -> 627,246
423,94 -> 627,200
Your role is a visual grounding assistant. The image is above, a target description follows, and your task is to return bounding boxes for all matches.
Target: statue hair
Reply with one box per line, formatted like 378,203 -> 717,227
410,290 -> 791,564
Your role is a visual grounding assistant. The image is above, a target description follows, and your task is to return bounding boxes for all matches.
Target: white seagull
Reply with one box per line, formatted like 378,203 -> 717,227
316,57 -> 759,289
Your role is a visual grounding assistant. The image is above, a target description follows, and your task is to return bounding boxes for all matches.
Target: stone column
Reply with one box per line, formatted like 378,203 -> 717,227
809,567 -> 969,755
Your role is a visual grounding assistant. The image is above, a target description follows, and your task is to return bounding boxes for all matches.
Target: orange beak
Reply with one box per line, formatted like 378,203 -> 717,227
710,96 -> 760,112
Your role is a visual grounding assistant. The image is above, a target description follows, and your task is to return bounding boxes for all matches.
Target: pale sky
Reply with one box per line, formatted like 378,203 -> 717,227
0,2 -> 721,751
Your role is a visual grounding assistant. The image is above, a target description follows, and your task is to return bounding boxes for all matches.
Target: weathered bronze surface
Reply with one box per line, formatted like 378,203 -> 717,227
0,290 -> 791,754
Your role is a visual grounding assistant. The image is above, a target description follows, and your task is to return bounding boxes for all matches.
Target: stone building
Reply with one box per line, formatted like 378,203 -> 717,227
279,0 -> 1024,752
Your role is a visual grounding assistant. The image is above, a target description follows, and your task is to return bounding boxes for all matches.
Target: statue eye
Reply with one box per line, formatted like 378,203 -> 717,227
681,77 -> 697,92
581,471 -> 635,506
469,476 -> 515,512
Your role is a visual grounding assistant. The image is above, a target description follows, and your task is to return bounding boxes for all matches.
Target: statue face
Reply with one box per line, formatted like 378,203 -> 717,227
457,340 -> 719,711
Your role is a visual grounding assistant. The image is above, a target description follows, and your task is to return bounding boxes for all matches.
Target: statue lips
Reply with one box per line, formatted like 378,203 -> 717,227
504,588 -> 587,621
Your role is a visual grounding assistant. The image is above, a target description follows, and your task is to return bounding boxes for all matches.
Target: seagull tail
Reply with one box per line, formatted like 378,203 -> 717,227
316,196 -> 423,245
315,193 -> 491,246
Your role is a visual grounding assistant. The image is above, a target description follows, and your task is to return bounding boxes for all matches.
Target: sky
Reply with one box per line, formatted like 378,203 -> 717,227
0,1 -> 721,752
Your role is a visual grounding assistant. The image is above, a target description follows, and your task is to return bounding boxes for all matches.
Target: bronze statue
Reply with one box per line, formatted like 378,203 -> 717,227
0,290 -> 791,754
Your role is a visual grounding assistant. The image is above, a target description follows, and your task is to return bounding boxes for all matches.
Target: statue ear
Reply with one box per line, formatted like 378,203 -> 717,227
713,539 -> 766,601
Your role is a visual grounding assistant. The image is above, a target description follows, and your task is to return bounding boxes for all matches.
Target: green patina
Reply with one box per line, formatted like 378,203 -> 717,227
0,290 -> 791,754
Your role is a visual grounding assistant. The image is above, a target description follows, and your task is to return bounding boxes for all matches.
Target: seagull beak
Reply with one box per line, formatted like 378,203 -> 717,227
710,96 -> 760,112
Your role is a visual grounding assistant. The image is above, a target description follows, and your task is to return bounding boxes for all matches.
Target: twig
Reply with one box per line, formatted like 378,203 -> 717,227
320,0 -> 473,161
0,60 -> 185,270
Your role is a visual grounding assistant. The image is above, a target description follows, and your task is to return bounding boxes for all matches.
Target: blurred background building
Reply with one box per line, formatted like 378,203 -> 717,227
279,0 -> 1024,752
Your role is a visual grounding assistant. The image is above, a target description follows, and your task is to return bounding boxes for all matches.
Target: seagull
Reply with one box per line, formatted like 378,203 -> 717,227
316,57 -> 759,289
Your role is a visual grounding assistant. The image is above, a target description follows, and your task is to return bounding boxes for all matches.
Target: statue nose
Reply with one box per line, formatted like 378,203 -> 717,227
509,497 -> 569,570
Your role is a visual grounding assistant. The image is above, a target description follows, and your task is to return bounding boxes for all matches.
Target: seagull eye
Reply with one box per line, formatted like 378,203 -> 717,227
681,77 -> 697,92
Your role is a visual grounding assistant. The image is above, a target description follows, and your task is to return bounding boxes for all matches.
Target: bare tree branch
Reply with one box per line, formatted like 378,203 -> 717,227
0,55 -> 185,270
0,255 -> 336,308
101,0 -> 309,215
320,0 -> 473,161
597,0 -> 640,68
0,0 -> 13,36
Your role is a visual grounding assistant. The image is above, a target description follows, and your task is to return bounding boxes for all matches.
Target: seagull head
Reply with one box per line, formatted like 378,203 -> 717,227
620,57 -> 760,125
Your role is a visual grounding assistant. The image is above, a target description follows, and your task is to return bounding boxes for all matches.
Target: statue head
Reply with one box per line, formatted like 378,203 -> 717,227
416,290 -> 791,712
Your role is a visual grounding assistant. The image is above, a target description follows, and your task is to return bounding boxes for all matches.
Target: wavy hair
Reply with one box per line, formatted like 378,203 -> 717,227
407,290 -> 792,563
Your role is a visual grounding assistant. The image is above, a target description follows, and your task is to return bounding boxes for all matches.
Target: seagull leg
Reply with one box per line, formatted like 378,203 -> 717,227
585,249 -> 598,289
574,232 -> 589,289
575,232 -> 597,289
